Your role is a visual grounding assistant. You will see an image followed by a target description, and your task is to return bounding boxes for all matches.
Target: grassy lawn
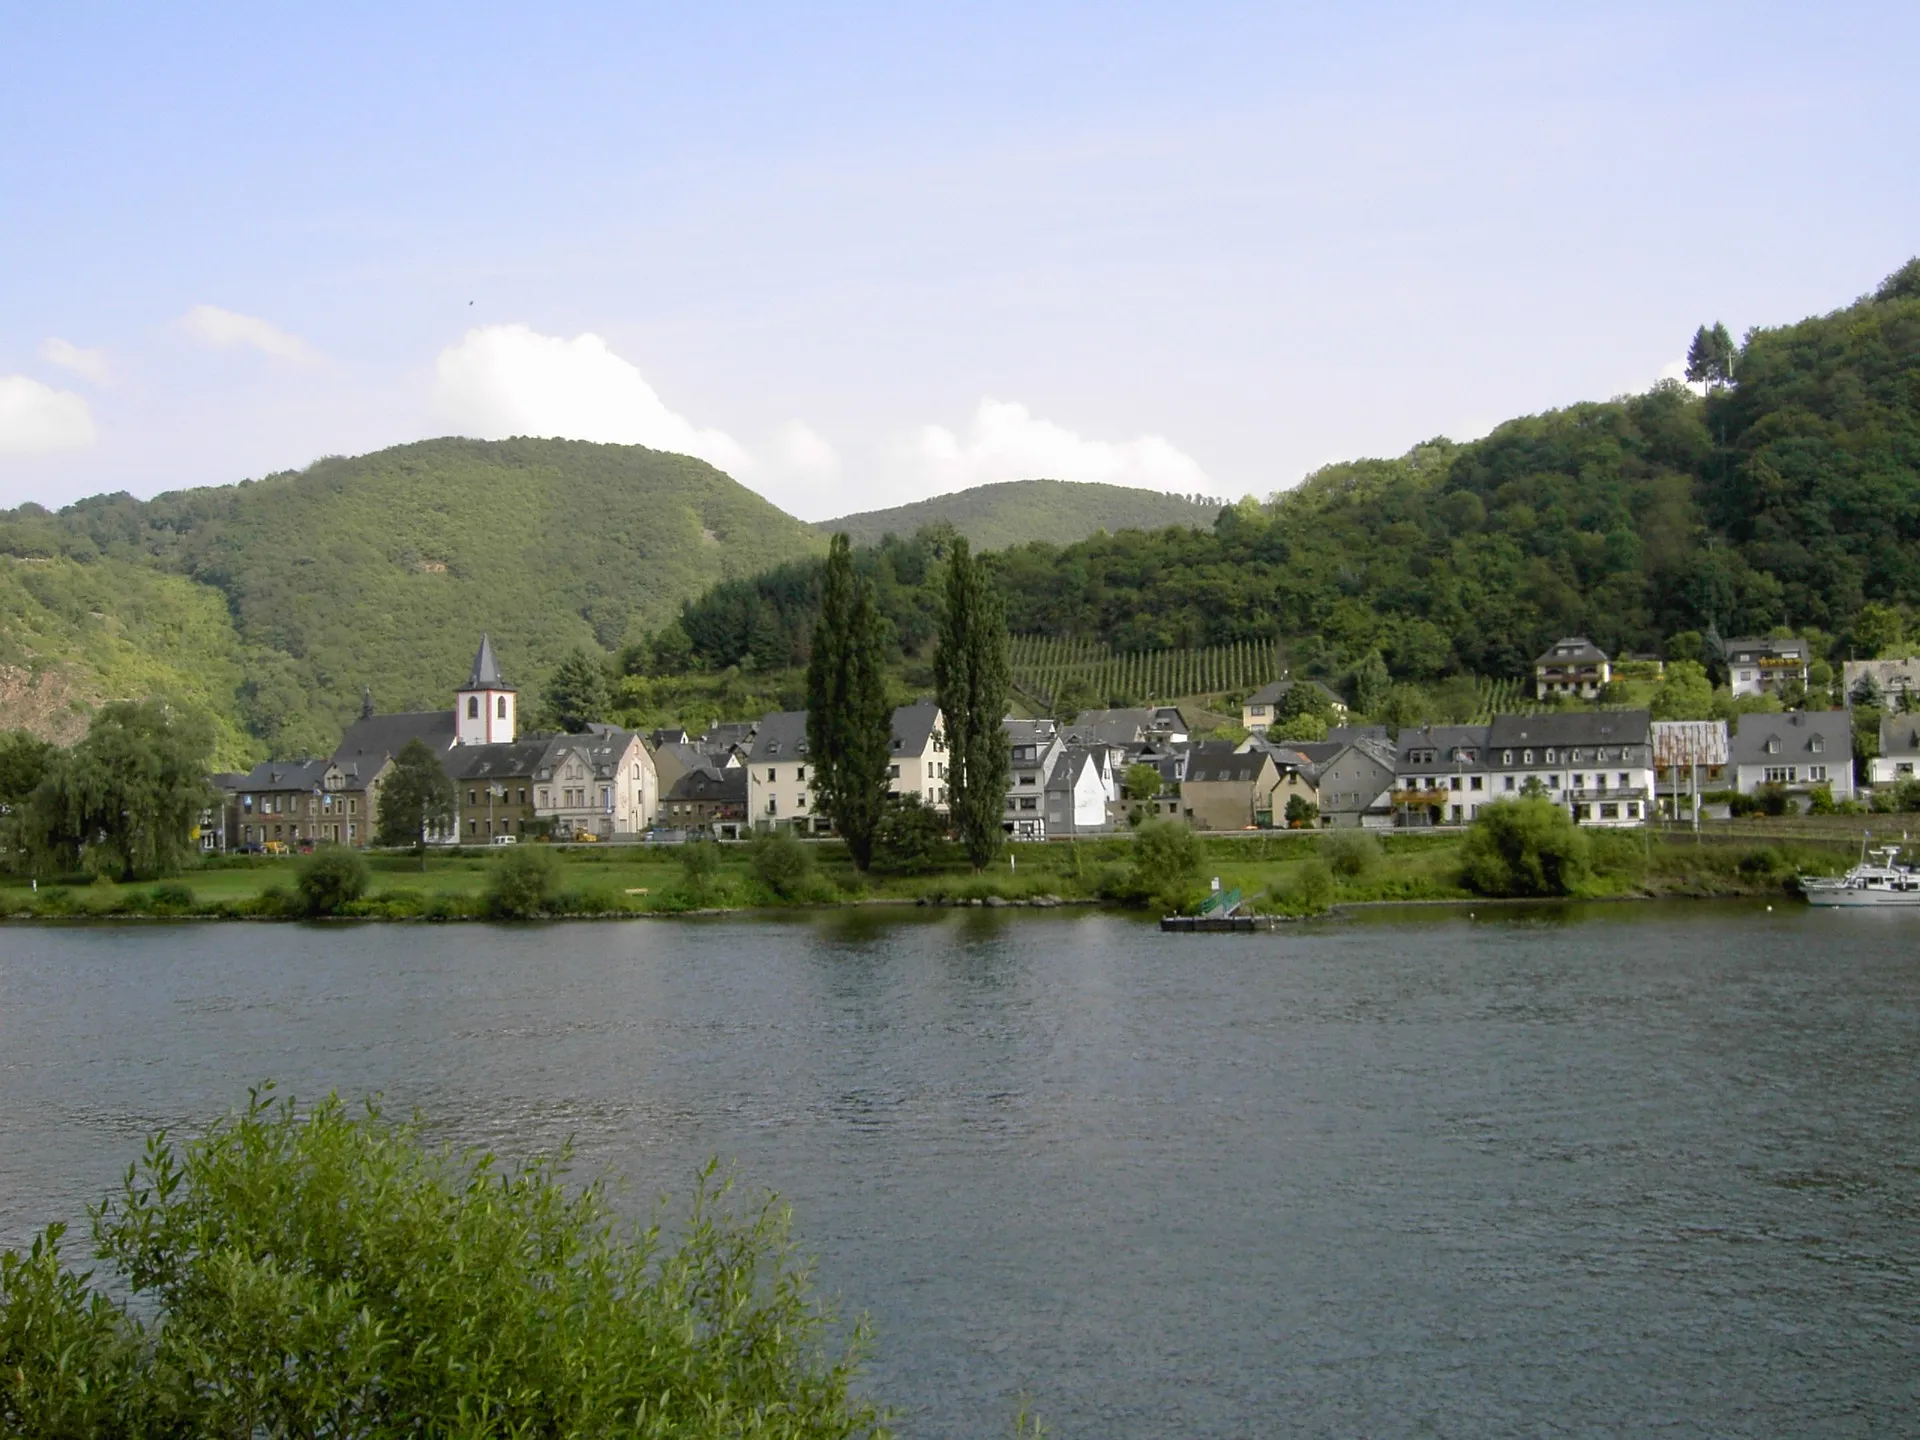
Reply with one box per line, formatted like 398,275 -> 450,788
0,823 -> 1859,922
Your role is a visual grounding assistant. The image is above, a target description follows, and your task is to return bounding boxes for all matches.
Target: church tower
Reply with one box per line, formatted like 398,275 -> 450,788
455,633 -> 516,745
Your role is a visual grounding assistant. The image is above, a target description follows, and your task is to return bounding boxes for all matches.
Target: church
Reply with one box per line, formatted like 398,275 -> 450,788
225,636 -> 657,849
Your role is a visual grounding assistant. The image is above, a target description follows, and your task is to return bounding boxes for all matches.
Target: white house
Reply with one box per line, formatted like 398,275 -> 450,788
1533,637 -> 1611,700
887,700 -> 949,810
1869,715 -> 1920,787
1395,712 -> 1655,827
534,727 -> 656,840
1003,717 -> 1064,840
1044,745 -> 1116,835
1724,637 -> 1810,699
1728,710 -> 1854,803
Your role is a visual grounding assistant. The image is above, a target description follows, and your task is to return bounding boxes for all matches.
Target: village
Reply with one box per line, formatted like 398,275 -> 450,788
206,633 -> 1920,854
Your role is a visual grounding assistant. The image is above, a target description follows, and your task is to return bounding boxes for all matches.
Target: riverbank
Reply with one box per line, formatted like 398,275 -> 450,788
0,829 -> 1861,922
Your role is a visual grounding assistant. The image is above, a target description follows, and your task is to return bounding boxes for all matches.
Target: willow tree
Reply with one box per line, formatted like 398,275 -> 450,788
806,535 -> 892,869
934,538 -> 1011,870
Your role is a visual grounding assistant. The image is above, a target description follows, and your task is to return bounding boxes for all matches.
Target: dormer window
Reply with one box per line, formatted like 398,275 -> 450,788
1810,736 -> 1825,753
1523,750 -> 1534,765
1767,738 -> 1781,755
1544,749 -> 1555,763
1503,750 -> 1513,765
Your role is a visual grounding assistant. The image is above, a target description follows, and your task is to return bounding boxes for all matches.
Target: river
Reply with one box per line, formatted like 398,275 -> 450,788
1,903 -> 1914,1437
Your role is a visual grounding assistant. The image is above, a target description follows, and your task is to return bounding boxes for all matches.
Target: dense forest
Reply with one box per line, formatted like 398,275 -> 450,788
662,261 -> 1920,694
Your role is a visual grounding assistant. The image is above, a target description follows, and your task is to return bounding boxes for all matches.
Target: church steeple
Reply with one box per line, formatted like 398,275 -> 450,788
455,633 -> 517,745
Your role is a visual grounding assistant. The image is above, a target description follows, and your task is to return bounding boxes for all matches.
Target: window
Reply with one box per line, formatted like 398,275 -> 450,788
1503,776 -> 1515,791
1470,776 -> 1483,791
1503,750 -> 1513,765
1020,798 -> 1037,811
1764,766 -> 1794,783
1617,773 -> 1629,788
1523,750 -> 1534,765
1449,777 -> 1462,791
767,767 -> 777,781
468,819 -> 477,835
1545,749 -> 1555,764
1810,736 -> 1825,753
1601,803 -> 1618,819
1766,739 -> 1781,755
796,767 -> 806,781
497,696 -> 507,719
469,789 -> 477,805
1808,765 -> 1828,782
467,696 -> 479,719
1573,774 -> 1585,789
889,764 -> 901,778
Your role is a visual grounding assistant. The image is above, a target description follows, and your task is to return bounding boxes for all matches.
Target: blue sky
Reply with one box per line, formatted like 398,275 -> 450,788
2,2 -> 1915,517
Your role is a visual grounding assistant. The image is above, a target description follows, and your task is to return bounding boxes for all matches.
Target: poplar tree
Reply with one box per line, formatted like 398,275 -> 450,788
934,538 -> 1011,870
807,535 -> 892,869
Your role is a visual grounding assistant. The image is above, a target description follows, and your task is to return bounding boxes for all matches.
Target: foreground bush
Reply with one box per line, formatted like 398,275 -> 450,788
295,844 -> 370,916
750,826 -> 820,896
1460,798 -> 1590,897
0,1088 -> 884,1439
486,844 -> 564,918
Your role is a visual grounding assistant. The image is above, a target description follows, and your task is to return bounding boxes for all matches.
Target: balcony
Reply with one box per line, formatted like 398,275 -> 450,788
1566,787 -> 1647,803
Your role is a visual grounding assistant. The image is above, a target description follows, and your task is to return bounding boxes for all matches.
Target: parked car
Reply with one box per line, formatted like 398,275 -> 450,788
490,834 -> 518,846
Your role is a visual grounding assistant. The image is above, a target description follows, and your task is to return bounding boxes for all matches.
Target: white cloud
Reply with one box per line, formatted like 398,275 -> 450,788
432,324 -> 749,473
905,398 -> 1210,498
39,337 -> 110,385
0,375 -> 97,455
181,304 -> 319,364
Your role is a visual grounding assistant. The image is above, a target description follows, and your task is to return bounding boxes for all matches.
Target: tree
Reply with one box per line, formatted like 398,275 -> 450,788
376,737 -> 456,855
1850,602 -> 1904,660
1351,650 -> 1390,717
1123,763 -> 1163,801
1460,798 -> 1590,897
0,730 -> 54,810
1850,671 -> 1884,709
806,535 -> 893,870
486,845 -> 563,918
0,1088 -> 881,1438
1272,712 -> 1329,742
1650,659 -> 1715,720
544,648 -> 611,733
1129,817 -> 1202,911
1283,794 -> 1318,828
747,827 -> 816,898
296,845 -> 370,916
13,701 -> 214,881
1685,322 -> 1736,391
934,538 -> 1013,871
871,793 -> 944,875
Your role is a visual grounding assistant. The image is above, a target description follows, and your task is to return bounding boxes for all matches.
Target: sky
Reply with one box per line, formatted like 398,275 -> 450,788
2,2 -> 1916,519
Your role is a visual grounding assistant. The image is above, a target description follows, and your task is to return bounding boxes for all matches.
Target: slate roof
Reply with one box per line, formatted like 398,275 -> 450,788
1533,636 -> 1609,666
1396,724 -> 1495,771
1044,745 -> 1104,794
464,633 -> 513,690
749,711 -> 810,762
330,710 -> 457,781
666,765 -> 748,803
538,729 -> 639,782
1487,710 -> 1650,749
1247,679 -> 1344,709
1003,717 -> 1059,747
237,758 -> 331,793
1182,741 -> 1273,784
1730,710 -> 1850,767
702,721 -> 758,753
891,700 -> 942,755
447,740 -> 549,783
1880,716 -> 1920,758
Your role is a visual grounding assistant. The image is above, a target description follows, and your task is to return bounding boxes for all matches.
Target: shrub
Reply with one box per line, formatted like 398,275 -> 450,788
486,846 -> 564,919
1283,794 -> 1318,828
1319,829 -> 1381,879
557,887 -> 619,915
749,827 -> 818,897
676,839 -> 723,903
0,1088 -> 882,1439
147,881 -> 196,914
1279,857 -> 1335,914
1125,817 -> 1202,910
295,845 -> 371,916
1460,798 -> 1590,897
870,796 -> 944,877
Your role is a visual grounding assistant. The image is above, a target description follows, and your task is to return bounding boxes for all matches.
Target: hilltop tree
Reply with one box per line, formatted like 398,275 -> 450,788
934,537 -> 1012,870
12,701 -> 214,881
543,649 -> 611,733
806,535 -> 893,869
1685,322 -> 1737,391
1350,651 -> 1391,717
376,738 -> 457,851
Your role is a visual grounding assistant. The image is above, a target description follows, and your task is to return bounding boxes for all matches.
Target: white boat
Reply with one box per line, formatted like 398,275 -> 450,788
1800,845 -> 1920,907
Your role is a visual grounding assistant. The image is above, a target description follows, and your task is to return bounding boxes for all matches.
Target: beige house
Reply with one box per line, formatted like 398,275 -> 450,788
533,727 -> 656,840
748,702 -> 949,833
1533,637 -> 1611,700
887,701 -> 948,809
1242,680 -> 1348,732
1179,742 -> 1280,830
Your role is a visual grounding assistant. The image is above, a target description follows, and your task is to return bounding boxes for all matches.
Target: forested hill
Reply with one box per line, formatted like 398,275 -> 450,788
667,261 -> 1920,692
821,479 -> 1223,550
0,438 -> 824,758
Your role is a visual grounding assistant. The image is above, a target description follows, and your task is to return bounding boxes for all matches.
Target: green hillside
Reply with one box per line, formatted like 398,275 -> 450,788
1,438 -> 824,755
661,261 -> 1920,712
821,479 -> 1222,550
